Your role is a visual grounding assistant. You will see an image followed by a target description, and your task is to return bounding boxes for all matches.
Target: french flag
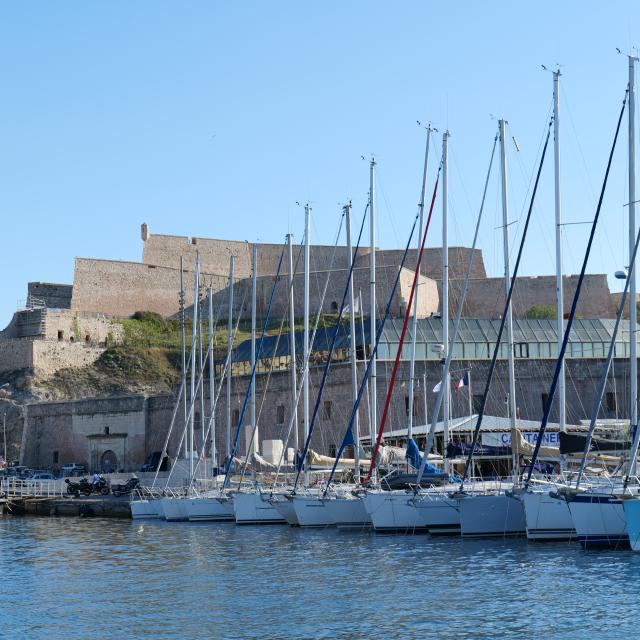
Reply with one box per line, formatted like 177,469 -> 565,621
456,372 -> 469,391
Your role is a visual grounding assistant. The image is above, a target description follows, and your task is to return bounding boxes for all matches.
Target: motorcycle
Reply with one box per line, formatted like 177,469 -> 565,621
90,476 -> 111,496
111,477 -> 139,497
65,478 -> 84,497
65,476 -> 110,497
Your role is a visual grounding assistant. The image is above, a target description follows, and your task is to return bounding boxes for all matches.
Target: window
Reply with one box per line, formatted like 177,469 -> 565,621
233,409 -> 240,425
514,343 -> 529,358
472,394 -> 484,414
329,444 -> 337,458
194,413 -> 201,430
541,393 -> 549,414
405,396 -> 420,417
57,330 -> 64,341
85,334 -> 91,343
103,426 -> 110,435
606,392 -> 617,413
53,451 -> 59,464
323,401 -> 332,421
330,301 -> 338,312
277,405 -> 285,424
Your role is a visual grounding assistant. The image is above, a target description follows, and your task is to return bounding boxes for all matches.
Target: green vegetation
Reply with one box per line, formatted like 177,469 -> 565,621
42,310 -> 350,398
524,304 -> 557,320
118,310 -> 345,358
96,346 -> 180,386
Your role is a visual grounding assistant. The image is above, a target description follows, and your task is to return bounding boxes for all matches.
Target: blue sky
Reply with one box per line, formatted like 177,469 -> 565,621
1,1 -> 639,326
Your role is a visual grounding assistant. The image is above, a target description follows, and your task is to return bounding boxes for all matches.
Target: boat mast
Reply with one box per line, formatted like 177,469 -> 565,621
345,201 -> 360,481
226,255 -> 234,463
408,124 -> 432,441
189,255 -> 200,482
208,285 -> 216,467
287,233 -> 299,454
441,131 -> 450,474
303,204 -> 311,486
180,256 -> 187,459
369,158 -> 377,447
629,54 -> 639,476
553,70 -> 566,446
499,119 -> 518,474
250,244 -> 258,457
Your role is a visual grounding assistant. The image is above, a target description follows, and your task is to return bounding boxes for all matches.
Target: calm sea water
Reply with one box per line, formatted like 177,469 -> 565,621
1,516 -> 639,639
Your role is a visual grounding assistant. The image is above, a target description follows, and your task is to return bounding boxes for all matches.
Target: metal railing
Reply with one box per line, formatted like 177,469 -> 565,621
2,478 -> 66,498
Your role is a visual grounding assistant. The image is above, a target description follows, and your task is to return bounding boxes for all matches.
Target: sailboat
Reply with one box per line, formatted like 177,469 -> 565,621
184,255 -> 237,522
558,67 -> 636,549
291,196 -> 366,528
362,126 -> 433,533
514,69 -> 576,541
454,114 -> 553,538
407,129 -> 498,536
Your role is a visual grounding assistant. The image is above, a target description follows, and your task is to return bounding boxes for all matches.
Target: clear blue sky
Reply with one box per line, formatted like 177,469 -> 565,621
1,1 -> 639,326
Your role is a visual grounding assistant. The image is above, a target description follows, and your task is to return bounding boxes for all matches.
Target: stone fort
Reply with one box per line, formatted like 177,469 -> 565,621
26,223 -> 620,323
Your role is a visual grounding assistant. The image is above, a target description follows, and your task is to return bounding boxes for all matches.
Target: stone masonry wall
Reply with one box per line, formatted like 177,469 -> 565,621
27,282 -> 73,309
447,274 -> 616,319
18,354 -> 633,471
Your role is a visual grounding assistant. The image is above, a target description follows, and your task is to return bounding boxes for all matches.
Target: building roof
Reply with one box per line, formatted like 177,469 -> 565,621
232,317 -> 637,363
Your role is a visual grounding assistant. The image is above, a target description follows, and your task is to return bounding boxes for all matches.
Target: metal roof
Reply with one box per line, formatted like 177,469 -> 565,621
232,317 -> 635,362
377,317 -> 629,345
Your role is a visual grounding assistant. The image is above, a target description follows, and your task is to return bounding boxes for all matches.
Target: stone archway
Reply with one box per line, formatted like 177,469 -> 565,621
100,450 -> 118,473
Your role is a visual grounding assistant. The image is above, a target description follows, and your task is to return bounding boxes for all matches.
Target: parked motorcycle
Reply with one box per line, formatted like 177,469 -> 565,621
65,476 -> 110,497
111,476 -> 139,497
90,476 -> 110,496
65,478 -> 83,497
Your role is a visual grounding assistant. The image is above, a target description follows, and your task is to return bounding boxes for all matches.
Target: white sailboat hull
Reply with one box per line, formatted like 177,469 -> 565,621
322,495 -> 371,529
185,496 -> 234,522
412,493 -> 460,535
159,497 -> 189,522
130,499 -> 162,519
233,491 -> 286,524
522,490 -> 575,541
292,495 -> 335,527
269,495 -> 299,526
458,493 -> 526,538
362,491 -> 429,533
566,493 -> 629,549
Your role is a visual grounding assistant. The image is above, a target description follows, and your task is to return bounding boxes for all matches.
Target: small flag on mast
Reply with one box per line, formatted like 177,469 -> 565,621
456,372 -> 470,391
432,380 -> 442,393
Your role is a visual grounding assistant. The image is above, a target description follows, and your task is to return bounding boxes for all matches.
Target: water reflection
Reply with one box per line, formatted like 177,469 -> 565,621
1,516 -> 639,639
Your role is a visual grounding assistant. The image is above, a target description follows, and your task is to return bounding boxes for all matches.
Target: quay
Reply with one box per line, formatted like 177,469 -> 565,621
5,494 -> 132,518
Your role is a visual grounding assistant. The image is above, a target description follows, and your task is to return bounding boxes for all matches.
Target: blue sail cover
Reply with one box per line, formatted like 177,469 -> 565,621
406,438 -> 440,473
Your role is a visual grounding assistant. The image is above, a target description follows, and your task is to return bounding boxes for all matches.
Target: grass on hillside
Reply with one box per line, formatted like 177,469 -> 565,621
118,310 -> 345,357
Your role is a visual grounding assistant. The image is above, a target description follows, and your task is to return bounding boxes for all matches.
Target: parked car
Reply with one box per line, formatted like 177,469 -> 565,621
61,464 -> 86,477
28,472 -> 57,481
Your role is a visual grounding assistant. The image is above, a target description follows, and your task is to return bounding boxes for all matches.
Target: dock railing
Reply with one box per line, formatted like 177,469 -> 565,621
2,478 -> 67,498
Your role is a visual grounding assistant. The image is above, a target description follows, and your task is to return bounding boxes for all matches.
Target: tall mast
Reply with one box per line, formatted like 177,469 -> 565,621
226,255 -> 234,462
303,204 -> 311,486
629,54 -> 638,475
499,119 -> 518,461
345,201 -> 360,481
287,233 -> 299,453
189,255 -> 200,482
250,244 -> 258,456
179,256 -> 187,458
208,285 -> 216,466
442,131 -> 450,474
198,281 -> 205,455
553,69 -> 566,440
369,158 -> 377,446
408,124 -> 432,439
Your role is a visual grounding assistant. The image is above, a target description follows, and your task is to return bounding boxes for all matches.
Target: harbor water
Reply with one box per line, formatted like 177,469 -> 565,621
2,516 -> 640,639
